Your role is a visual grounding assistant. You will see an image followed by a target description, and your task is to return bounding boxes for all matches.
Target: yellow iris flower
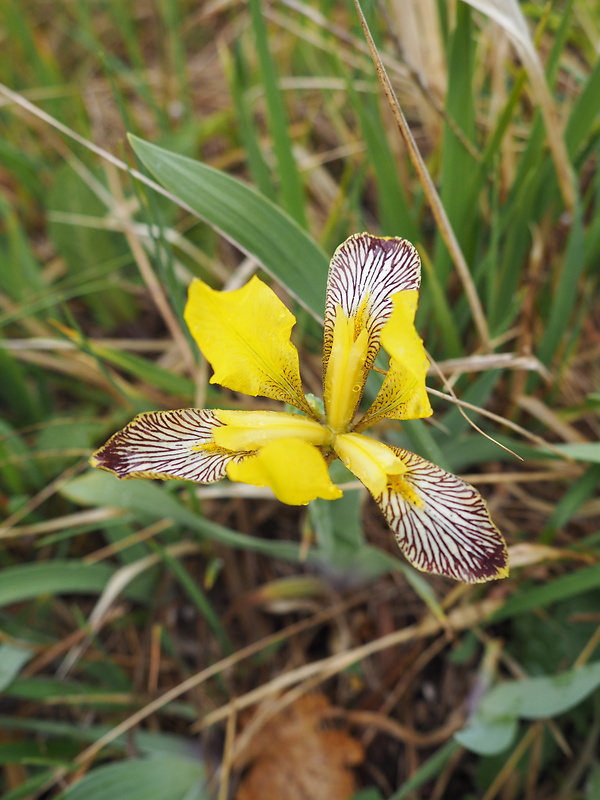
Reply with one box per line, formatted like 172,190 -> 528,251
91,233 -> 508,583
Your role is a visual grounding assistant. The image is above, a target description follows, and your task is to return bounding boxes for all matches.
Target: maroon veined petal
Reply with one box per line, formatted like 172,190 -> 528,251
374,447 -> 509,583
90,408 -> 246,483
323,233 -> 422,378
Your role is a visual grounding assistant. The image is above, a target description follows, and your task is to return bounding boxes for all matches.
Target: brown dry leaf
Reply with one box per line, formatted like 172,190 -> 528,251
235,694 -> 364,800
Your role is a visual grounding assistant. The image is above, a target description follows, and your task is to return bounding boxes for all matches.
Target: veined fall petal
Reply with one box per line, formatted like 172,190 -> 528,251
213,410 -> 333,451
185,276 -> 312,416
323,234 -> 421,429
356,291 -> 432,431
374,446 -> 509,583
90,409 -> 246,483
226,438 -> 343,505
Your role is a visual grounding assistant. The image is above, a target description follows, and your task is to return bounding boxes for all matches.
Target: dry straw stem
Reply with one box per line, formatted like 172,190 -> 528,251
47,211 -> 229,281
57,540 -> 201,678
0,83 -> 237,316
481,723 -> 540,800
192,598 -> 500,732
517,395 -> 590,444
276,1 -> 480,161
218,699 -> 239,800
104,163 -> 197,377
353,0 -> 491,351
461,0 -> 576,215
345,707 -> 463,747
0,459 -> 88,539
6,346 -> 133,405
0,85 -> 179,203
62,595 -> 500,780
0,508 -> 122,540
426,387 -> 573,460
430,352 -> 550,378
1,337 -> 174,352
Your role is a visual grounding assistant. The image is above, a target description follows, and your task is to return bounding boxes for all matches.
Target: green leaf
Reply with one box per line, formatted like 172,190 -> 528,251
483,660 -> 600,720
310,462 -> 365,563
351,789 -> 385,800
389,740 -> 460,799
456,660 -> 600,755
537,203 -> 585,367
544,442 -> 600,463
586,763 -> 600,800
128,135 -> 329,318
63,754 -> 208,800
89,344 -> 194,398
47,164 -> 133,329
0,561 -> 147,608
0,715 -> 199,759
492,563 -> 600,622
544,463 -> 600,538
248,0 -> 306,226
61,470 -> 303,562
454,715 -> 517,756
0,643 -> 34,691
1,770 -> 56,800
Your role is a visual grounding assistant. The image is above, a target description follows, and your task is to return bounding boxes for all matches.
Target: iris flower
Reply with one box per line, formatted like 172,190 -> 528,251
91,234 -> 508,583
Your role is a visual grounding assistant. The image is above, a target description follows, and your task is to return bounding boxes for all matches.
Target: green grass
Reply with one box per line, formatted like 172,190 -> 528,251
0,1 -> 599,798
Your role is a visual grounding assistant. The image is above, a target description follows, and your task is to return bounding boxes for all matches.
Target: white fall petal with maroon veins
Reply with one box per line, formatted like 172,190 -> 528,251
376,447 -> 508,583
90,408 -> 248,483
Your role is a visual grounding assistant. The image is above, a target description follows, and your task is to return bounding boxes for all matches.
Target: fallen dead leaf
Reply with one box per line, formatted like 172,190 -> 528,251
235,694 -> 364,800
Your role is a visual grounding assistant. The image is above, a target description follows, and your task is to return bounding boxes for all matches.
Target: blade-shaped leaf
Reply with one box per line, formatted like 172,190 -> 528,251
128,135 -> 328,319
63,754 -> 207,800
62,470 -> 304,562
0,561 -> 147,608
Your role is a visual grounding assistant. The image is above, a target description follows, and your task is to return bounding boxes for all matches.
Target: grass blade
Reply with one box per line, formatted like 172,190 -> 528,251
129,135 -> 328,318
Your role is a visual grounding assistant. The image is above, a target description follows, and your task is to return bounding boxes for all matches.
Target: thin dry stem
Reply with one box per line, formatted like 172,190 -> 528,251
353,0 -> 491,350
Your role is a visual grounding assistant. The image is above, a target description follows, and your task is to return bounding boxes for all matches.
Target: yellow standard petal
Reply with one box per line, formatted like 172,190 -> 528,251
184,276 -> 312,415
356,291 -> 432,431
226,438 -> 342,505
213,410 -> 332,451
333,432 -> 406,497
323,307 -> 370,432
323,234 -> 422,432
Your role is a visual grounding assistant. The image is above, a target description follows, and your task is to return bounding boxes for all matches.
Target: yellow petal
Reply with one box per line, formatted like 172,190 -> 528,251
226,438 -> 342,505
323,308 -> 370,432
375,446 -> 509,583
90,409 -> 242,483
333,432 -> 406,497
213,410 -> 332,450
356,291 -> 432,431
184,276 -> 312,415
323,234 -> 421,430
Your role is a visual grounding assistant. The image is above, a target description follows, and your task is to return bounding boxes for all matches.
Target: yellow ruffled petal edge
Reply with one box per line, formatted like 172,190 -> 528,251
184,276 -> 313,416
322,234 -> 422,429
356,290 -> 432,431
372,446 -> 509,584
90,409 -> 244,483
226,437 -> 342,505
